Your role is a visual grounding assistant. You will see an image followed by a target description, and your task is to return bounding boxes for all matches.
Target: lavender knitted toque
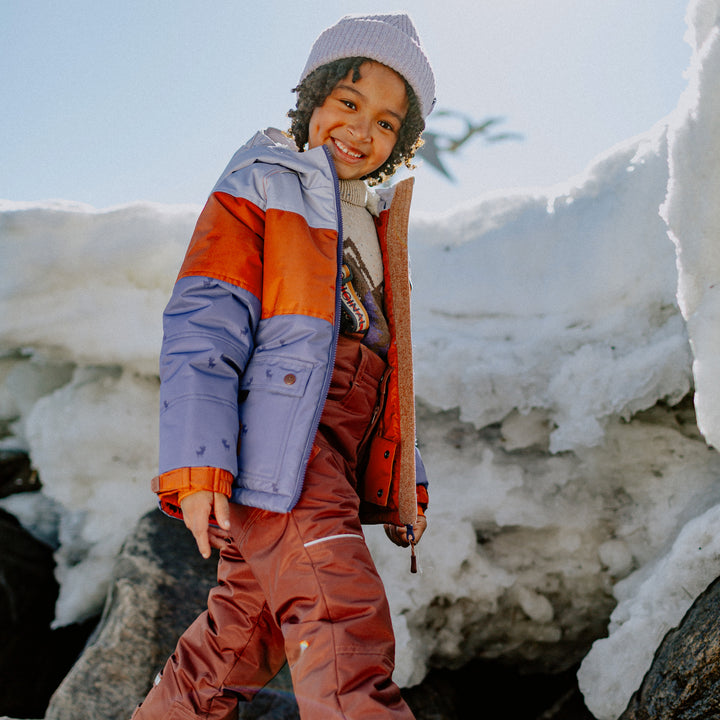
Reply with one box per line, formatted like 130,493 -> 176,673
300,13 -> 436,118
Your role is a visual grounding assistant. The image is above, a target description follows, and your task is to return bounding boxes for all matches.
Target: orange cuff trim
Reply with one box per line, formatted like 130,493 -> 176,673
416,484 -> 429,511
157,492 -> 184,521
152,467 -> 234,497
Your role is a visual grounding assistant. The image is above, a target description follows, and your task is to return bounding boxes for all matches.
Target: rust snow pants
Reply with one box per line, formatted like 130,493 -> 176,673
133,336 -> 415,720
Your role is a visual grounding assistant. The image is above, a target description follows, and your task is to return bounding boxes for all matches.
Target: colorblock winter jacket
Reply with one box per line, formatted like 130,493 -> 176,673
152,129 -> 428,525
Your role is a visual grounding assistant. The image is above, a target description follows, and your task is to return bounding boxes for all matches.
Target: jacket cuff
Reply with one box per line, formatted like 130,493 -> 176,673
416,483 -> 428,513
152,466 -> 234,497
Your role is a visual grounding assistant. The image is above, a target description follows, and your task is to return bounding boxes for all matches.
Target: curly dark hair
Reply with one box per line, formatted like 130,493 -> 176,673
287,57 -> 425,184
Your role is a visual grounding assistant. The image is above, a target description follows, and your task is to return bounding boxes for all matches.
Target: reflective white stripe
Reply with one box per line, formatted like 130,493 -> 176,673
303,533 -> 364,548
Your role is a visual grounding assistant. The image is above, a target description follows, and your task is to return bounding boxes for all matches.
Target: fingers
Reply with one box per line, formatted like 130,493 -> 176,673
213,492 -> 231,531
384,515 -> 428,548
384,523 -> 409,547
180,491 -> 233,558
181,491 -> 214,559
189,521 -> 212,559
190,514 -> 212,559
206,493 -> 233,550
207,527 -> 231,551
411,515 -> 428,544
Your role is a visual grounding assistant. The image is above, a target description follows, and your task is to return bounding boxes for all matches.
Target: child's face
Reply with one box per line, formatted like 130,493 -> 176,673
307,60 -> 408,181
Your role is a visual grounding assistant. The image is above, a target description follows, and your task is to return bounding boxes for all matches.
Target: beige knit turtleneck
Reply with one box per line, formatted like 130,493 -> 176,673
338,179 -> 390,358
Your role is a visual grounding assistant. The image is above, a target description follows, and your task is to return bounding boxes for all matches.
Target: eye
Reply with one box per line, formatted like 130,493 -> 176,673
341,99 -> 356,110
378,120 -> 396,132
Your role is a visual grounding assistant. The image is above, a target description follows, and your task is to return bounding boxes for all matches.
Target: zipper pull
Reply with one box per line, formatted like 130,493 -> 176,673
406,524 -> 417,574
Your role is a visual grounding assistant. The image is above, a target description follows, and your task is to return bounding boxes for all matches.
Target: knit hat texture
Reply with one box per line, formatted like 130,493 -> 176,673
300,13 -> 436,118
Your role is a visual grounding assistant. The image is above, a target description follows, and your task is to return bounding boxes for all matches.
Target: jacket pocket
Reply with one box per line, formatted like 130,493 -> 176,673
237,354 -> 314,485
240,354 -> 312,397
360,434 -> 397,508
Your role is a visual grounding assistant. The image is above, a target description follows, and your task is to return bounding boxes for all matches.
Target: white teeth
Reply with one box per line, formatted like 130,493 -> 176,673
335,139 -> 362,158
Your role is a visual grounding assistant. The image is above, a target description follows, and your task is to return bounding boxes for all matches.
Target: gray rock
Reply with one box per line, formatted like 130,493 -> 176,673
0,506 -> 56,646
619,574 -> 720,719
0,450 -> 40,499
45,510 -> 298,720
0,507 -> 65,718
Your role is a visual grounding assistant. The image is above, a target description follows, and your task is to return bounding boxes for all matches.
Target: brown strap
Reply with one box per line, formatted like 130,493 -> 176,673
384,177 -> 417,526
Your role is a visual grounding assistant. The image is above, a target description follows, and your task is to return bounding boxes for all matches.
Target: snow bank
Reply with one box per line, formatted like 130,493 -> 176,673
1,200 -> 194,375
578,1 -> 720,717
411,123 -> 690,453
661,0 -> 720,448
1,201 -> 196,625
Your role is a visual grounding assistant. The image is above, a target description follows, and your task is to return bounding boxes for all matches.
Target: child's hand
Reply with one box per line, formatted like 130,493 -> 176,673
383,515 -> 427,547
180,490 -> 231,559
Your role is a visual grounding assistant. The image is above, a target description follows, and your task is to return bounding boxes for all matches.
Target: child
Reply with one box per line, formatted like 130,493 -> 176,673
133,12 -> 435,720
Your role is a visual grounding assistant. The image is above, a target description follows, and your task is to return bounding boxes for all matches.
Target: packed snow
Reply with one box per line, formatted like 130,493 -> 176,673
578,0 -> 720,717
2,1 -> 720,718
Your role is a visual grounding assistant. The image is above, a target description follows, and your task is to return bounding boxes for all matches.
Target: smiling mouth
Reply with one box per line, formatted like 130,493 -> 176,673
333,138 -> 364,159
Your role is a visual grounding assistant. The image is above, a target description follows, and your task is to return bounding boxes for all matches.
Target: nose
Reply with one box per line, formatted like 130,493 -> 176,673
348,115 -> 372,143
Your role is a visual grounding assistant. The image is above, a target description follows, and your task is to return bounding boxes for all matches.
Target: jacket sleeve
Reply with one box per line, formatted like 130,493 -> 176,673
155,192 -> 264,493
415,446 -> 429,513
152,467 -> 235,520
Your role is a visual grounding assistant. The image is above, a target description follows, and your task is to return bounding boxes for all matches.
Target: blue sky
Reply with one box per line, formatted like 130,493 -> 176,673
1,0 -> 691,211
